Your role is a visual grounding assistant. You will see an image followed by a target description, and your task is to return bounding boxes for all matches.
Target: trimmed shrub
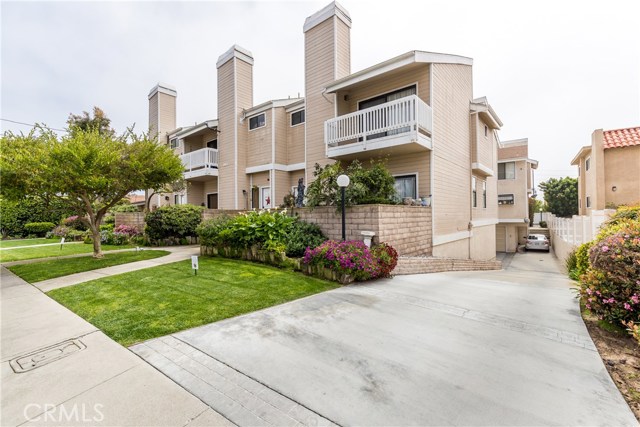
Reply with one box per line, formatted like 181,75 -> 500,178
196,215 -> 234,247
62,215 -> 87,231
100,223 -> 115,232
371,243 -> 398,278
284,221 -> 327,258
145,205 -> 204,243
538,220 -> 547,228
23,222 -> 56,237
110,204 -> 139,213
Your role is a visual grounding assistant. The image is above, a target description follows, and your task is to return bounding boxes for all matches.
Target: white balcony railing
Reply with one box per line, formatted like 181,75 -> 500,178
180,148 -> 218,177
325,95 -> 432,151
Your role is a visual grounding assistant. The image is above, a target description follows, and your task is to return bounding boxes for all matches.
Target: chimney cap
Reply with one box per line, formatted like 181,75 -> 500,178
216,44 -> 254,69
148,83 -> 177,99
303,1 -> 351,33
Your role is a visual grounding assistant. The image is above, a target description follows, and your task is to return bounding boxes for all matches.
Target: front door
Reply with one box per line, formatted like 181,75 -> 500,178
260,187 -> 271,209
207,193 -> 218,209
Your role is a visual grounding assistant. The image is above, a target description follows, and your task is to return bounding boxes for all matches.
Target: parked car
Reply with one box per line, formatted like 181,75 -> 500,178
525,234 -> 550,252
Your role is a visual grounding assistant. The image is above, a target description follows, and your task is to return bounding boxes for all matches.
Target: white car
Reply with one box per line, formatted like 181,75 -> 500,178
525,234 -> 550,252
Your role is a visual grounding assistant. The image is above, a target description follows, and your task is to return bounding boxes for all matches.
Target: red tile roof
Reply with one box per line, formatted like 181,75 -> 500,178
603,127 -> 640,149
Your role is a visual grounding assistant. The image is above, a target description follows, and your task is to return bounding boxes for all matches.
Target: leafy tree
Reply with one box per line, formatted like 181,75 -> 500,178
67,106 -> 114,137
0,125 -> 183,257
305,159 -> 397,208
539,177 -> 578,218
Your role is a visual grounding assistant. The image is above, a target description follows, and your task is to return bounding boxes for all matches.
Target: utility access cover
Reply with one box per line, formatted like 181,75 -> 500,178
10,339 -> 86,373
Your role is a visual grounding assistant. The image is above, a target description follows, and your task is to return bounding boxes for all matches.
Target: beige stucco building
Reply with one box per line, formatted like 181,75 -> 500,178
147,1 -> 511,261
571,127 -> 640,215
495,139 -> 538,252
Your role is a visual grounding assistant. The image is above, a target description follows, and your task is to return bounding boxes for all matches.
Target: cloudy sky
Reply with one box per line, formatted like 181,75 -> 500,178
2,0 -> 638,187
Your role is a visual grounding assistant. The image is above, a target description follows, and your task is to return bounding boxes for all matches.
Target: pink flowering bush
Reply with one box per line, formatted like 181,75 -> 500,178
303,240 -> 398,281
578,219 -> 640,329
113,224 -> 141,237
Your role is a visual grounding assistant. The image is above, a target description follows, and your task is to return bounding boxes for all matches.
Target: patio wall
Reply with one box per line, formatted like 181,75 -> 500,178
292,205 -> 432,256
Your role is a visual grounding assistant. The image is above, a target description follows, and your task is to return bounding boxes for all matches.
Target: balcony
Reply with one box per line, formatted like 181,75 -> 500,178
325,95 -> 432,159
180,148 -> 218,180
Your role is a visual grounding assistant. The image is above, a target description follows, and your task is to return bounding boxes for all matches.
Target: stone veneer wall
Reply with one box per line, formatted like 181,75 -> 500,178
293,205 -> 432,257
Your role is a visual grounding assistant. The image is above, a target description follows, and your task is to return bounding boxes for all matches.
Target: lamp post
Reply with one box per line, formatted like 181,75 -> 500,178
337,174 -> 350,241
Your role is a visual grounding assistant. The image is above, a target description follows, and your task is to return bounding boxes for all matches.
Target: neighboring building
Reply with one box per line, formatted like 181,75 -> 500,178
147,1 -> 507,260
495,138 -> 538,252
571,127 -> 640,215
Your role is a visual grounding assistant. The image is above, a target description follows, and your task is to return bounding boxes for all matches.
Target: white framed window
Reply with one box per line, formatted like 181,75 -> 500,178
394,174 -> 417,199
249,113 -> 266,131
585,157 -> 591,171
174,194 -> 185,205
498,194 -> 514,205
498,162 -> 515,180
291,110 -> 305,126
472,176 -> 477,207
169,138 -> 180,149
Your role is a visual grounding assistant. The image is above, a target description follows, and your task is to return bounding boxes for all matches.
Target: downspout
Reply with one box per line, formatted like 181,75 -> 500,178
271,107 -> 276,207
429,63 -> 435,249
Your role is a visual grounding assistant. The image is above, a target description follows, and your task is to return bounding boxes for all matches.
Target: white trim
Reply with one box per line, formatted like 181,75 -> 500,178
471,218 -> 499,227
169,120 -> 218,139
325,51 -> 472,94
246,162 -> 305,174
303,1 -> 351,33
248,112 -> 267,131
433,231 -> 472,246
148,83 -> 177,99
233,58 -> 238,209
471,162 -> 494,177
243,98 -> 303,117
285,100 -> 305,113
216,44 -> 254,68
271,107 -> 276,205
429,63 -> 435,238
499,218 -> 529,224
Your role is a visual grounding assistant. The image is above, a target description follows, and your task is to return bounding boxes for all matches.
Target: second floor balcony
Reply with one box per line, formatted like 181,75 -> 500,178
325,95 -> 432,159
180,148 -> 218,180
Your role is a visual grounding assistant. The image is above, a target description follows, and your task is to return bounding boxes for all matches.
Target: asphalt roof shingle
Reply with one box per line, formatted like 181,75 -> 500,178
602,127 -> 640,149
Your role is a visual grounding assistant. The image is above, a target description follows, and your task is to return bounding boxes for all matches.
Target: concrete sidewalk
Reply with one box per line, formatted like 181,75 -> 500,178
0,241 -> 83,251
0,266 -> 233,427
32,246 -> 200,292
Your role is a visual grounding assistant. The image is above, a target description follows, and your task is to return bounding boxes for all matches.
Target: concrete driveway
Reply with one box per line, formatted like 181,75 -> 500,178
132,252 -> 637,426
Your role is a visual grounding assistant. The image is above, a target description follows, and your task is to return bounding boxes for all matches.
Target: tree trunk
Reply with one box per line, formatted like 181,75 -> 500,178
89,224 -> 103,258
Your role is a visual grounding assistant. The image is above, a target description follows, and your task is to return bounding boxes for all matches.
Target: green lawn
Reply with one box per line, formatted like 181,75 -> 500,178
0,244 -> 134,263
8,250 -> 170,283
48,257 -> 338,347
0,238 -> 59,248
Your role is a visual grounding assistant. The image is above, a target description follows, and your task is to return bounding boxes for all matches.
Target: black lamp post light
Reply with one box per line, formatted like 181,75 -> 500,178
337,174 -> 350,241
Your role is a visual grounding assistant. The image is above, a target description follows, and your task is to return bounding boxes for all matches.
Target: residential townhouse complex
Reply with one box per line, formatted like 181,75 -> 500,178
495,139 -> 538,252
147,1 -> 509,260
571,127 -> 640,215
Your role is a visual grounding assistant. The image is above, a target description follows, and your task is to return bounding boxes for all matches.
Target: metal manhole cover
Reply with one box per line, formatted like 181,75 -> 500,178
9,339 -> 86,373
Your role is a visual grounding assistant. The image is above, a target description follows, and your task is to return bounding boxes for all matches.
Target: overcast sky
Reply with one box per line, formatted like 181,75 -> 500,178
2,0 -> 638,187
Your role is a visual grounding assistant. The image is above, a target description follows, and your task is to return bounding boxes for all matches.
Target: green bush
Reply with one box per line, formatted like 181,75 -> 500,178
0,197 -> 21,238
577,206 -> 640,332
565,249 -> 578,279
305,159 -> 398,208
100,223 -> 115,232
196,210 -> 300,251
284,221 -> 326,257
574,243 -> 591,278
110,204 -> 139,213
538,220 -> 547,228
145,205 -> 203,243
1,196 -> 76,237
24,222 -> 56,237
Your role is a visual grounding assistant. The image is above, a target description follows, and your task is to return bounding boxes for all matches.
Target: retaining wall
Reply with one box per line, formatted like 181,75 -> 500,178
395,257 -> 502,275
292,205 -> 432,256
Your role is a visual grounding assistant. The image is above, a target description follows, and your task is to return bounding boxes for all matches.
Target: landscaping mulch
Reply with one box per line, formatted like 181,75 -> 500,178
582,311 -> 640,421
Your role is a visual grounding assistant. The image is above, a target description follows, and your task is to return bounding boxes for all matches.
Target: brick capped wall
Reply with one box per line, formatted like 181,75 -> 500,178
292,205 -> 432,256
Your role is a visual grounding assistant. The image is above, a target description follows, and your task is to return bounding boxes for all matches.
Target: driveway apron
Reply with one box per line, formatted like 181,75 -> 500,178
132,252 -> 637,426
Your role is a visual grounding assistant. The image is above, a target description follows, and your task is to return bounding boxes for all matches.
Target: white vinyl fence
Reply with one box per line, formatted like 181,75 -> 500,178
549,210 -> 612,246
